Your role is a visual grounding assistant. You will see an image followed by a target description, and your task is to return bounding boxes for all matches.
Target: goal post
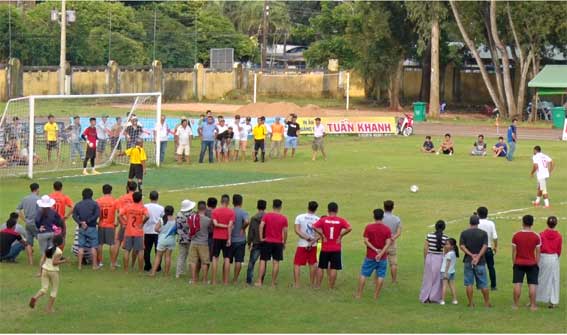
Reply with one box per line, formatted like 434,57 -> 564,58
0,92 -> 162,179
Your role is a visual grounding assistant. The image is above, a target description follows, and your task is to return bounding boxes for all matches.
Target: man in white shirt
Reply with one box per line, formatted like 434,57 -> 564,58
144,191 -> 164,272
96,115 -> 111,163
312,117 -> 326,161
530,145 -> 554,208
239,117 -> 253,161
154,115 -> 172,164
230,115 -> 243,161
293,201 -> 320,288
175,118 -> 192,164
477,206 -> 498,290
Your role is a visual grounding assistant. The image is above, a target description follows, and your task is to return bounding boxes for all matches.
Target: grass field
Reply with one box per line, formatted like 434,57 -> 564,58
0,135 -> 566,333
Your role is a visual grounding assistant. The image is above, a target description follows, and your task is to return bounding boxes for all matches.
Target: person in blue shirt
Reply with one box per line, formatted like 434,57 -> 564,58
421,136 -> 435,154
198,115 -> 218,163
492,136 -> 508,158
506,118 -> 517,161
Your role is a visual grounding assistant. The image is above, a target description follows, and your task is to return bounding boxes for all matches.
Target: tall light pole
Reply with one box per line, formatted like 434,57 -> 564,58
59,0 -> 67,95
261,0 -> 269,72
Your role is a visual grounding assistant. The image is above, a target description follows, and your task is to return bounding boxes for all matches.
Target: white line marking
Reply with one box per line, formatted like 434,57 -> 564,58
164,177 -> 293,193
36,170 -> 128,180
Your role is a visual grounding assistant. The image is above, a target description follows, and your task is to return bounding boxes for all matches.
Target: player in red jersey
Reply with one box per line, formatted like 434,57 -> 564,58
81,117 -> 100,175
96,184 -> 117,268
256,199 -> 288,287
119,192 -> 148,272
313,202 -> 352,289
49,181 -> 73,250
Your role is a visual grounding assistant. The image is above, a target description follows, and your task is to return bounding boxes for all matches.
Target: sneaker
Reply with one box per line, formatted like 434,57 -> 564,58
29,297 -> 37,309
439,301 -> 446,305
532,201 -> 540,207
452,300 -> 458,305
82,169 -> 89,175
491,287 -> 498,291
91,169 -> 101,175
544,205 -> 551,209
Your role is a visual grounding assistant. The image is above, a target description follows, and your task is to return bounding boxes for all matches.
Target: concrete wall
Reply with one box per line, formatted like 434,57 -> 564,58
203,71 -> 234,100
0,67 -> 6,101
119,69 -> 152,94
71,69 -> 106,95
23,69 -> 59,96
252,72 -> 342,98
163,70 -> 194,101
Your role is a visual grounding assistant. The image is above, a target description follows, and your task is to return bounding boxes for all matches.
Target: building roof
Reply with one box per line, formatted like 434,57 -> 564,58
528,65 -> 567,88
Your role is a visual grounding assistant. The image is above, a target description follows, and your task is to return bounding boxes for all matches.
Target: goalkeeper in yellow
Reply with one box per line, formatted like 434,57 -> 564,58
125,139 -> 147,192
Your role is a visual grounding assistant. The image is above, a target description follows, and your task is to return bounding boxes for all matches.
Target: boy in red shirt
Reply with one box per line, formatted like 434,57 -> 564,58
355,209 -> 392,300
81,117 -> 100,175
119,191 -> 148,272
313,202 -> 352,289
211,194 -> 235,285
512,215 -> 541,311
96,184 -> 117,268
49,181 -> 73,250
256,199 -> 288,287
111,181 -> 137,269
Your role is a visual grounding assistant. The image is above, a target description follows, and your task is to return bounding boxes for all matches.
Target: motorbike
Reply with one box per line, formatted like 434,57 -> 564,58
397,113 -> 414,136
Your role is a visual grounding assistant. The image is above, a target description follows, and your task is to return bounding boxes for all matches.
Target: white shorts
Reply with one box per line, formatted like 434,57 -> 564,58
538,178 -> 548,194
177,143 -> 190,155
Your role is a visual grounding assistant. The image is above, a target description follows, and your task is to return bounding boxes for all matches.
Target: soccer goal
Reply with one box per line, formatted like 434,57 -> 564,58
0,92 -> 162,179
252,71 -> 351,110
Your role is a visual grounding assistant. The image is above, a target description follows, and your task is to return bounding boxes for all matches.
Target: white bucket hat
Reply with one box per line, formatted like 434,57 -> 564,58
180,199 -> 196,212
36,195 -> 55,208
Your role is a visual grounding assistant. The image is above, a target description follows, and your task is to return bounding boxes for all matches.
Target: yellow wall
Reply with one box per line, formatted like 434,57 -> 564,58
23,70 -> 59,96
349,72 -> 365,98
0,68 -> 6,101
164,71 -> 194,101
119,70 -> 152,94
255,72 -> 341,98
71,70 -> 106,94
204,71 -> 233,100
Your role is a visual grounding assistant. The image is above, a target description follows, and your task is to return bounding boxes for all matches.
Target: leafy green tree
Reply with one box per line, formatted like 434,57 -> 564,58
0,5 -> 27,63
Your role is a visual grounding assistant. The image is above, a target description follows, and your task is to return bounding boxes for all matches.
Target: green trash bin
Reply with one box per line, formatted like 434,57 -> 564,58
551,107 -> 565,129
413,102 -> 426,122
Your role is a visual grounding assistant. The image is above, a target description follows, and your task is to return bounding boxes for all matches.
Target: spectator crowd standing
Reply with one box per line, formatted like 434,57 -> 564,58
0,179 -> 562,313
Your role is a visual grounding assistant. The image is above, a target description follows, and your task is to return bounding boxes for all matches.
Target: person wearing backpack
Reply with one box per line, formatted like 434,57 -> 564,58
189,201 -> 213,284
150,206 -> 176,277
175,200 -> 196,279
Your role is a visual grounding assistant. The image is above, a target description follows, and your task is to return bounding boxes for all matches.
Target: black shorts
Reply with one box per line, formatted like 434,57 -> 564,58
318,251 -> 342,270
227,241 -> 246,263
513,264 -> 539,285
212,239 -> 230,259
442,148 -> 454,155
46,141 -> 58,150
260,242 -> 283,261
85,147 -> 96,160
128,164 -> 143,179
254,139 -> 265,152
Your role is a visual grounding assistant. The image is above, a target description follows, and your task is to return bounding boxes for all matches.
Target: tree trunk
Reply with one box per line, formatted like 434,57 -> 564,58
529,54 -> 540,122
449,0 -> 506,116
517,50 -> 533,121
490,0 -> 517,117
429,17 -> 440,118
483,10 -> 506,111
419,41 -> 431,102
388,58 -> 404,110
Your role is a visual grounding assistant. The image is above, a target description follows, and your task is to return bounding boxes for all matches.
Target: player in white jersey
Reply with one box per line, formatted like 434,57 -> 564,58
293,201 -> 320,288
530,146 -> 554,208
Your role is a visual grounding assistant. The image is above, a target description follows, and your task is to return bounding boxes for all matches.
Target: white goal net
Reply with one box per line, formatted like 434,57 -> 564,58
0,93 -> 162,178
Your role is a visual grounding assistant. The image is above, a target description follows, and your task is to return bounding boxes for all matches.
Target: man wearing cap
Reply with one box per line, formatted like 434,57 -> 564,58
154,114 -> 173,164
175,118 -> 192,165
35,195 -> 64,273
459,215 -> 492,307
252,117 -> 268,163
96,116 -> 111,163
175,199 -> 196,278
270,117 -> 284,159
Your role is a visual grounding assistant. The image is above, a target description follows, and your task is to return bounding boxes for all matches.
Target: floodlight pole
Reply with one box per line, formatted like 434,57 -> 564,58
59,0 -> 67,95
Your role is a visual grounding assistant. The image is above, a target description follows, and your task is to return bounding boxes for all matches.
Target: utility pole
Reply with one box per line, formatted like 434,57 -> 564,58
261,0 -> 269,72
59,0 -> 67,95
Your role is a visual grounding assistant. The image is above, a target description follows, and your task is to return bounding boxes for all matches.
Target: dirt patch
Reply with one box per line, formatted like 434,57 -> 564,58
234,102 -> 323,117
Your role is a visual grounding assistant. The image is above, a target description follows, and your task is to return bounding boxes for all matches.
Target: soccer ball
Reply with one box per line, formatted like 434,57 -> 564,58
88,142 -> 94,148
410,185 -> 419,193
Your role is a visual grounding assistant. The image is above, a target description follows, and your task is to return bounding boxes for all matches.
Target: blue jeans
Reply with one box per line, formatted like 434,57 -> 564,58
159,141 -> 167,163
199,140 -> 214,163
506,141 -> 516,161
464,262 -> 488,289
246,244 -> 262,284
70,141 -> 84,161
0,243 -> 24,262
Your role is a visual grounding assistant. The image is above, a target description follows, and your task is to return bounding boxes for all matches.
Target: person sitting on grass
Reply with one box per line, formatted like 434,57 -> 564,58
492,137 -> 508,158
421,136 -> 435,153
437,133 -> 454,156
471,134 -> 487,156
